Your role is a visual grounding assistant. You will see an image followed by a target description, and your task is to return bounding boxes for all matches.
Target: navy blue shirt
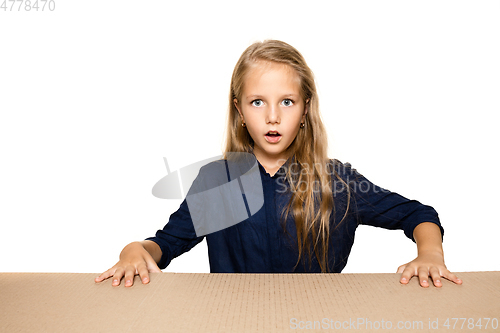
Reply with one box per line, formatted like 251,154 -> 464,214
146,158 -> 443,273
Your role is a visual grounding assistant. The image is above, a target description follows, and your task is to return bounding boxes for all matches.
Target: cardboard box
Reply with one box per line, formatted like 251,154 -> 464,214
1,272 -> 498,332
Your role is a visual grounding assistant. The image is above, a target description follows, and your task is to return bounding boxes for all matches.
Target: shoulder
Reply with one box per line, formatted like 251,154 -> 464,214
196,159 -> 229,184
200,156 -> 255,176
181,157 -> 228,195
197,154 -> 259,184
327,159 -> 362,180
198,158 -> 227,173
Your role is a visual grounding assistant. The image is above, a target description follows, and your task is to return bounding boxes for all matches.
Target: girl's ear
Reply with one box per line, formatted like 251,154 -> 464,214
301,98 -> 310,125
303,98 -> 310,116
234,98 -> 244,120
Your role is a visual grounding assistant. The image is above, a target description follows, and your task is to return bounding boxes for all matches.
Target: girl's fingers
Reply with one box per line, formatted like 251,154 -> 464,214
398,261 -> 462,288
95,248 -> 161,287
441,269 -> 463,285
418,267 -> 430,288
138,253 -> 162,284
111,267 -> 125,286
123,265 -> 136,287
429,266 -> 442,287
95,269 -> 113,282
137,262 -> 150,284
399,266 -> 415,284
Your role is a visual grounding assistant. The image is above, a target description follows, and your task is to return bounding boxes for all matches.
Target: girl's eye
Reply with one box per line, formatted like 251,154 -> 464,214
251,99 -> 263,107
281,99 -> 294,107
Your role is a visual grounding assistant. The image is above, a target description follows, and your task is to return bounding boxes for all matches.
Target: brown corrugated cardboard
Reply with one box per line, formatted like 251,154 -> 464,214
1,272 -> 498,332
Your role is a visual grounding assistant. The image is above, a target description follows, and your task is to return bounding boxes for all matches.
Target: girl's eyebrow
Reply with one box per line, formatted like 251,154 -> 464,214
246,94 -> 299,100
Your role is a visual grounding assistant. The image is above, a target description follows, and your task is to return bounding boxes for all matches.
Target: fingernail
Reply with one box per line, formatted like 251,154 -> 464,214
423,280 -> 427,284
401,278 -> 407,282
142,277 -> 148,283
436,279 -> 441,283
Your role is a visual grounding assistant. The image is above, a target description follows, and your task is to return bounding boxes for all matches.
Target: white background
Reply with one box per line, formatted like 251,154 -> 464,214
1,0 -> 498,275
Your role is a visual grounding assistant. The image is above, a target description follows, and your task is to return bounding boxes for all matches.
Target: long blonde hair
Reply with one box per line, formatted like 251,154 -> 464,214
223,40 -> 350,272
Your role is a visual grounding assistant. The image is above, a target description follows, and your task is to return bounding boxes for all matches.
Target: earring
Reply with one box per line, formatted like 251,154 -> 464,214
300,122 -> 305,128
242,122 -> 246,128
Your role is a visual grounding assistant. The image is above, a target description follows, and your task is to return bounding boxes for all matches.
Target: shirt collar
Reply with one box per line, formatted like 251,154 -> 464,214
255,155 -> 292,179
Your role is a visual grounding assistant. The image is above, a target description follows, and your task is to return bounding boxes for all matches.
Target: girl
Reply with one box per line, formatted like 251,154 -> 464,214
96,40 -> 462,288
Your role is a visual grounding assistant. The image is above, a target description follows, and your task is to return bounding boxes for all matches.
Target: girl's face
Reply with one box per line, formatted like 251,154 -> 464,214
234,61 -> 307,168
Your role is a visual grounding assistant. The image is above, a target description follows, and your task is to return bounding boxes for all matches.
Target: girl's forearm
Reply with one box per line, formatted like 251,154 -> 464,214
413,222 -> 444,256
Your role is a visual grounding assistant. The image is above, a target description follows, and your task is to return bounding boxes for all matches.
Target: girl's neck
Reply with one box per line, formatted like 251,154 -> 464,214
253,152 -> 290,177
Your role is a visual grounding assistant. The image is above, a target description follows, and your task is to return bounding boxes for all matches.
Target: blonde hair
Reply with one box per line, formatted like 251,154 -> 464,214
223,40 -> 350,272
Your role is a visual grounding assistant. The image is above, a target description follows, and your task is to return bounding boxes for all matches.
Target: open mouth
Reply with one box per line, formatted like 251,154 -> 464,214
265,130 -> 282,143
265,130 -> 281,137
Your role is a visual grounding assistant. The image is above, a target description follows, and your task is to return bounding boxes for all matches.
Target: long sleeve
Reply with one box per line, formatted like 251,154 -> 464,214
145,157 -> 247,270
145,198 -> 205,269
334,161 -> 444,242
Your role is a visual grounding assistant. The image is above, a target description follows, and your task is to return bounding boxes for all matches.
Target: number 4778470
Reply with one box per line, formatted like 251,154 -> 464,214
1,0 -> 56,11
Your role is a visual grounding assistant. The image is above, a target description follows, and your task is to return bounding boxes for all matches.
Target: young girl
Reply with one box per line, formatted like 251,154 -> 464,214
96,40 -> 462,288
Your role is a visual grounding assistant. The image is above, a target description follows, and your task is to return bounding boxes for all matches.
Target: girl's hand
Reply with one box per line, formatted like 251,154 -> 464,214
397,251 -> 462,288
95,241 -> 162,287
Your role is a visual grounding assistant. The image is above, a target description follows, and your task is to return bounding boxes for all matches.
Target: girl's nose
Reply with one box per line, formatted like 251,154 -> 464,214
266,104 -> 280,124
